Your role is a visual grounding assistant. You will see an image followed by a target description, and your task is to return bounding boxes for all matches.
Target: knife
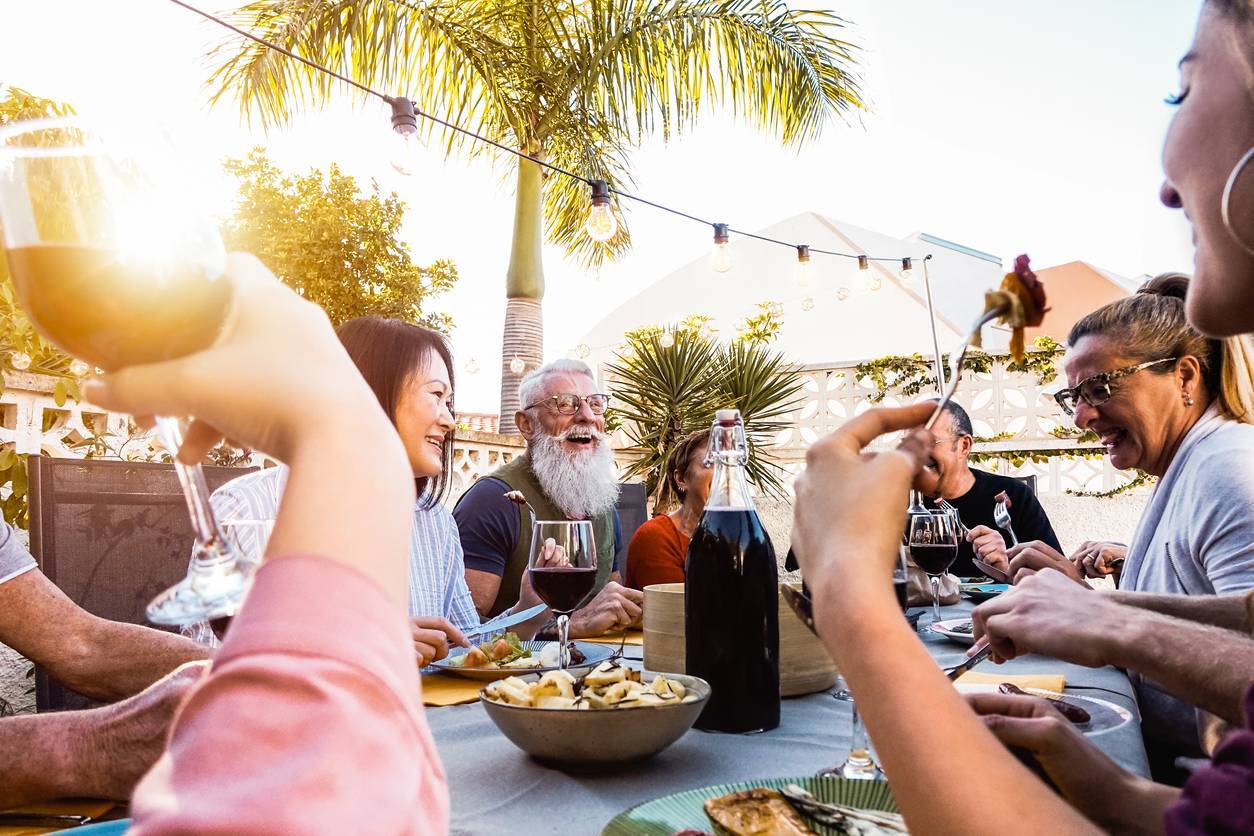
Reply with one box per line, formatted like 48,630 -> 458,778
463,603 -> 548,641
781,584 -> 818,636
945,637 -> 992,681
972,557 -> 1012,585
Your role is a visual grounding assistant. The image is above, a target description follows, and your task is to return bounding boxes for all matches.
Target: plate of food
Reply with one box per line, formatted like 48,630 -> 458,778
929,618 -> 977,646
481,664 -> 710,764
959,582 -> 1010,603
430,632 -> 613,681
956,683 -> 1133,736
601,775 -> 902,835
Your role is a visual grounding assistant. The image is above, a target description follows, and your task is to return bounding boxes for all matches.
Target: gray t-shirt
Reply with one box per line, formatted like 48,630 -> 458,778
0,519 -> 37,586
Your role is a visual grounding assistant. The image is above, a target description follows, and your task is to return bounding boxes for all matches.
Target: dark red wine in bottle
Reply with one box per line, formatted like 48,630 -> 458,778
685,409 -> 780,733
528,566 -> 597,614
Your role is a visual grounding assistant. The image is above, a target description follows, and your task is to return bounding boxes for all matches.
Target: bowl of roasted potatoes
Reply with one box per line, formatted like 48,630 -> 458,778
479,660 -> 711,765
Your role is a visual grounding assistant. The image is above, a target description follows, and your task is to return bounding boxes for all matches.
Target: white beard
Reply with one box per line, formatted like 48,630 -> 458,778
527,425 -> 620,520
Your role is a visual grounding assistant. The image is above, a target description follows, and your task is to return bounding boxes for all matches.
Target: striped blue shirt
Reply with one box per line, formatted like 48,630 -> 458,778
186,465 -> 480,646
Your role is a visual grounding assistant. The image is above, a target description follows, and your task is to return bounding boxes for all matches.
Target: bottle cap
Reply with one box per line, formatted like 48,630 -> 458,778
714,408 -> 740,425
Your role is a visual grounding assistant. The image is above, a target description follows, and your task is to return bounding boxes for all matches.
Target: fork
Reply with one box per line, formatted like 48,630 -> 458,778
992,497 -> 1019,546
936,498 -> 969,538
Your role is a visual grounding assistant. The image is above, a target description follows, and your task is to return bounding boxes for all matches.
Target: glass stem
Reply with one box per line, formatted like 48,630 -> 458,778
556,613 -> 571,670
848,699 -> 871,763
930,574 -> 942,622
155,416 -> 226,556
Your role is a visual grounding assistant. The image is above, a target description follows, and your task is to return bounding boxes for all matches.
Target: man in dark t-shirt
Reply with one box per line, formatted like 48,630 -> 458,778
921,400 -> 1061,577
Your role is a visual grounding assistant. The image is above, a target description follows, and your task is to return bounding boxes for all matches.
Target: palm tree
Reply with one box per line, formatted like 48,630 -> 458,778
207,0 -> 864,433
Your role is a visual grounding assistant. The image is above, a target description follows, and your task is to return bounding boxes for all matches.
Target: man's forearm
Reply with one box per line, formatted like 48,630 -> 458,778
1103,608 -> 1254,725
0,711 -> 99,807
60,622 -> 208,703
1108,590 -> 1251,632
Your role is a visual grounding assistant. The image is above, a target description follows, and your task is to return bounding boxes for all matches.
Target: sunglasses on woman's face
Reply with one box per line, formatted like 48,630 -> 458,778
1053,357 -> 1178,416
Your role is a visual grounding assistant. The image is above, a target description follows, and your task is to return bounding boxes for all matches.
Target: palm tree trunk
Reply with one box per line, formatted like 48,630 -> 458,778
498,156 -> 546,435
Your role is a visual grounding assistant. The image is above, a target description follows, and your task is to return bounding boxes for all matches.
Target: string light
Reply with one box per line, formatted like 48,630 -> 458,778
464,357 -> 480,375
796,245 -> 813,287
169,0 -> 931,275
9,352 -> 30,371
900,257 -> 915,286
388,97 -> 421,175
576,344 -> 591,359
836,287 -> 851,301
68,359 -> 91,377
584,180 -> 618,242
801,297 -> 815,311
711,223 -> 731,273
658,331 -> 675,348
509,356 -> 526,375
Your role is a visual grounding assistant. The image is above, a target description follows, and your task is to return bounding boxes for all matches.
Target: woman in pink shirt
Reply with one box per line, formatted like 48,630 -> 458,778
85,254 -> 448,834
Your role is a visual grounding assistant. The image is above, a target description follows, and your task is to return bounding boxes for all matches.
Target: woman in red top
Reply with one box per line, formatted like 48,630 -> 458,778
625,429 -> 712,590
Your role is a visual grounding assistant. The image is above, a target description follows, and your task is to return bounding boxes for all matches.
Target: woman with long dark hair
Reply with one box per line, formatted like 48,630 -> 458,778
198,316 -> 477,665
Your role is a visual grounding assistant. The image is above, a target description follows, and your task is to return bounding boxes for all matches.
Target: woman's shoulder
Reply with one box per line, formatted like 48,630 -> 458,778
1191,419 -> 1254,465
629,515 -> 680,547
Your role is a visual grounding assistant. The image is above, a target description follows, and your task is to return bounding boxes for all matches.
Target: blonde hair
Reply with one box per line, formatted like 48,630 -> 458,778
1068,273 -> 1254,424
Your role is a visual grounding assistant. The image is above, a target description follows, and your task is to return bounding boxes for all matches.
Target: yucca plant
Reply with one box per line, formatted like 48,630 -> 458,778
607,327 -> 803,508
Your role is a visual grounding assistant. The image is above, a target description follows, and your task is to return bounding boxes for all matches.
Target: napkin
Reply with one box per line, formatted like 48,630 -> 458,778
421,674 -> 485,707
580,629 -> 644,646
956,671 -> 1065,693
0,800 -> 118,836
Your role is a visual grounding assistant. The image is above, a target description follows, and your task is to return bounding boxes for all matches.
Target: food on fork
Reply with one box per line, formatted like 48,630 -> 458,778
994,490 -> 1011,509
703,788 -> 816,836
974,253 -> 1049,362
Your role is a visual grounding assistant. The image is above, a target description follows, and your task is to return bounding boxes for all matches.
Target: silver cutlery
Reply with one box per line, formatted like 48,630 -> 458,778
992,493 -> 1018,547
924,302 -> 1011,431
943,637 -> 992,681
935,498 -> 969,538
463,603 -> 548,641
783,784 -> 908,832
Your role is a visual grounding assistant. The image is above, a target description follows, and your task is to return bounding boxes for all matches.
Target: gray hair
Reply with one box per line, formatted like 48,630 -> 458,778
518,359 -> 597,413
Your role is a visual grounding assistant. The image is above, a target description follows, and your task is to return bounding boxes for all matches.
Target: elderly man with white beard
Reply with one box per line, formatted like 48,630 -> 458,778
454,359 -> 643,638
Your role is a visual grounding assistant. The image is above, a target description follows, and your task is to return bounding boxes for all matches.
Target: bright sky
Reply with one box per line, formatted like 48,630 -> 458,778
0,0 -> 1203,413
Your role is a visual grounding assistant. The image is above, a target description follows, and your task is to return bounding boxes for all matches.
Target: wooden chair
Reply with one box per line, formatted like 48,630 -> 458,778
27,455 -> 255,712
615,483 -> 648,567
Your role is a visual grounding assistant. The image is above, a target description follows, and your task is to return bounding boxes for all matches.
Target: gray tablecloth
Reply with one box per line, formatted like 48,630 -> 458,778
426,602 -> 1148,835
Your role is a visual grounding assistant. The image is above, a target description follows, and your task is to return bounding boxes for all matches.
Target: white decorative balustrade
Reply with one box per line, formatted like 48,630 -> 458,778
765,357 -> 1137,497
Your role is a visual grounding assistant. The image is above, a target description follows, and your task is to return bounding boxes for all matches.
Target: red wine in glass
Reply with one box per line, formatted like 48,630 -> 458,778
528,566 -> 597,614
910,544 -> 958,576
894,578 -> 909,611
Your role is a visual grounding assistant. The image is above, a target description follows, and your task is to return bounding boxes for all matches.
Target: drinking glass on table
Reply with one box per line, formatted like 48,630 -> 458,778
527,520 -> 597,669
0,117 -> 248,626
817,546 -> 907,781
908,508 -> 960,623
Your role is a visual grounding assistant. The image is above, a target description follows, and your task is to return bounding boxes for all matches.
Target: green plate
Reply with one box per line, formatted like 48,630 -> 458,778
600,775 -> 899,835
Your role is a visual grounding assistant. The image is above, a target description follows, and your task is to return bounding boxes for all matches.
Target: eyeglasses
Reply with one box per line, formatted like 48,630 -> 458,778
524,393 -> 611,415
1053,358 -> 1178,416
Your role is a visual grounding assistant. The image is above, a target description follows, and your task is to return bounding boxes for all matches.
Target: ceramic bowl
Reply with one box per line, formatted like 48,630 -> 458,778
480,671 -> 710,765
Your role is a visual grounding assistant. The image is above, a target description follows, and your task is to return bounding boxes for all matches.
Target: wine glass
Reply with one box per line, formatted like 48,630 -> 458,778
0,117 -> 251,626
907,509 -> 960,623
527,520 -> 597,669
207,518 -> 275,641
817,546 -> 908,781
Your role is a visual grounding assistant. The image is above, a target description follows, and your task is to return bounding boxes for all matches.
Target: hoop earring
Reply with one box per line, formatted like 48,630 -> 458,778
1221,146 -> 1254,256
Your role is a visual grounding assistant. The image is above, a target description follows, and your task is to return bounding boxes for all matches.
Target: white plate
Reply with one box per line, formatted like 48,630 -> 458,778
956,684 -> 1134,735
430,640 -> 613,681
930,618 -> 976,646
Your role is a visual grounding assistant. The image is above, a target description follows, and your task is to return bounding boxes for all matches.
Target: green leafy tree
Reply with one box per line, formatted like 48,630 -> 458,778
208,0 -> 865,431
607,322 -> 803,508
222,149 -> 456,329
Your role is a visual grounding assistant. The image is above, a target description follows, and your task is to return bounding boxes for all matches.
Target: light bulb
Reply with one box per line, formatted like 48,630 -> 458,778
869,275 -> 883,292
576,343 -> 591,359
658,332 -> 675,349
801,297 -> 815,312
387,96 -> 421,176
465,358 -> 480,375
836,287 -> 851,301
68,359 -> 91,377
711,223 -> 731,273
390,126 -> 423,176
796,244 -> 813,287
9,352 -> 31,371
698,325 -> 715,341
585,180 -> 618,242
509,356 -> 526,375
900,257 -> 914,286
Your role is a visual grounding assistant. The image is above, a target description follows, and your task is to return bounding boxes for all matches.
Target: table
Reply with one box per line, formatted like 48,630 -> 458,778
426,602 -> 1149,836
